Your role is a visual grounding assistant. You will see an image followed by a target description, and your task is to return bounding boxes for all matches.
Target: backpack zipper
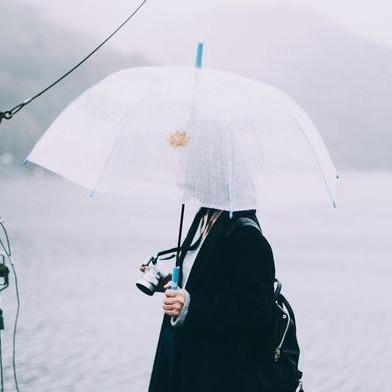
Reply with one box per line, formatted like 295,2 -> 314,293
274,303 -> 291,361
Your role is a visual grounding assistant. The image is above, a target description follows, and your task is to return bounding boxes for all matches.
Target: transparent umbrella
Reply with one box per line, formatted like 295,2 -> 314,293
27,47 -> 338,211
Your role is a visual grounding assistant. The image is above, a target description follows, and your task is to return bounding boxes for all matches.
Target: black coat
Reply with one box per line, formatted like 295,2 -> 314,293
148,210 -> 276,392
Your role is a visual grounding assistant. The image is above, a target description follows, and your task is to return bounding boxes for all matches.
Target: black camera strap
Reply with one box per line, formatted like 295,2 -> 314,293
149,209 -> 214,286
155,234 -> 203,261
156,209 -> 208,261
176,208 -> 208,266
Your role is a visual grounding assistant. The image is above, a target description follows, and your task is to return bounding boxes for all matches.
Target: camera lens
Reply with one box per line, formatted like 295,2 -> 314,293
136,267 -> 160,295
136,280 -> 156,296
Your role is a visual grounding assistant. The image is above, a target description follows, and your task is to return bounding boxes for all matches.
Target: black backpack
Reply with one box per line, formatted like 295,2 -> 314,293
231,217 -> 304,392
273,278 -> 303,392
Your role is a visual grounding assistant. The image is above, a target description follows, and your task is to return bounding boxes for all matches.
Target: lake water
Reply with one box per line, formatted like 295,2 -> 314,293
0,171 -> 391,391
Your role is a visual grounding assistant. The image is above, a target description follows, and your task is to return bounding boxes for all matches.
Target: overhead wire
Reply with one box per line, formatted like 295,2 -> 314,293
0,218 -> 20,392
9,258 -> 20,392
0,2 -> 149,388
0,329 -> 3,392
0,0 -> 148,124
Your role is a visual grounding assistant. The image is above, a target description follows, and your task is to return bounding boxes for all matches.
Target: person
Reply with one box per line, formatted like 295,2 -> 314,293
147,207 -> 276,392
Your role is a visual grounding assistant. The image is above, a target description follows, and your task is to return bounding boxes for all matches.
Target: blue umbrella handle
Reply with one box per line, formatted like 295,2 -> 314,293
171,266 -> 180,290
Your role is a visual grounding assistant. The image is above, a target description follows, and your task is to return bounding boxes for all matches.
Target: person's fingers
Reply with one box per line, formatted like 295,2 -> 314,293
163,295 -> 184,305
165,289 -> 185,299
163,294 -> 185,310
165,289 -> 182,297
162,304 -> 182,315
164,297 -> 184,309
162,289 -> 186,317
163,302 -> 182,313
162,303 -> 180,310
163,297 -> 176,305
163,281 -> 172,290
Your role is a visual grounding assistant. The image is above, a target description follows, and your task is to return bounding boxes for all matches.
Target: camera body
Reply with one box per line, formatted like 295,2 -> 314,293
0,253 -> 9,292
136,255 -> 172,296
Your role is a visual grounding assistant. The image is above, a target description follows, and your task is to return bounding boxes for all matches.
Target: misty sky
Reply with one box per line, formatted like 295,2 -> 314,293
13,0 -> 392,52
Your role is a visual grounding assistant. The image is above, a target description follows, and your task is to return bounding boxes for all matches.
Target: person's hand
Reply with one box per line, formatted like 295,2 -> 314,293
163,282 -> 186,317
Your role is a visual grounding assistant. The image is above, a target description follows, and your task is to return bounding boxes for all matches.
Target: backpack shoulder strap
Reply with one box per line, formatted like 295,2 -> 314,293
228,218 -> 283,297
226,216 -> 262,237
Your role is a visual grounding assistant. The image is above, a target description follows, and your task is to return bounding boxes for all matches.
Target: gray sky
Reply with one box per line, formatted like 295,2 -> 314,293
14,0 -> 392,52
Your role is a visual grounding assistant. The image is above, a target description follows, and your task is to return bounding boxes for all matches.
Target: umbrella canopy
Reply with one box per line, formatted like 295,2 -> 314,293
27,65 -> 338,210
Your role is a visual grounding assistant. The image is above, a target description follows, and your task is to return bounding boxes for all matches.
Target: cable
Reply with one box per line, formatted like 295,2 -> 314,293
9,258 -> 20,392
0,329 -> 4,392
0,220 -> 11,257
0,219 -> 21,391
0,223 -> 6,392
0,0 -> 148,124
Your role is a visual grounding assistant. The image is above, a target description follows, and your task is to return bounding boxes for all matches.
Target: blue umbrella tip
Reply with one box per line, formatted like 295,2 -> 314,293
195,42 -> 204,69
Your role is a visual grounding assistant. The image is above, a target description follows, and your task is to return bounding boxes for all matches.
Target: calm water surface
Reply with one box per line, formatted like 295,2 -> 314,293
0,171 -> 391,391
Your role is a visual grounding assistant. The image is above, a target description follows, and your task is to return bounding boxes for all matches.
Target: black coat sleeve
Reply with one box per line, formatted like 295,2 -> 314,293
183,225 -> 275,337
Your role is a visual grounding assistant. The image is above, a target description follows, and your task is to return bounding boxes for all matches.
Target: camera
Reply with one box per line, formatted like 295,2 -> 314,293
0,253 -> 9,292
136,255 -> 173,296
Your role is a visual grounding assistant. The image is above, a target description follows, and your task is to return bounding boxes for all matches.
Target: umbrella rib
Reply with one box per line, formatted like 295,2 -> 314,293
278,103 -> 338,207
89,127 -> 124,196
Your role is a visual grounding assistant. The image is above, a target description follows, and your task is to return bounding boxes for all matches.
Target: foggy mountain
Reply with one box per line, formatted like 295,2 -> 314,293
140,4 -> 392,170
0,3 -> 150,167
1,3 -> 392,170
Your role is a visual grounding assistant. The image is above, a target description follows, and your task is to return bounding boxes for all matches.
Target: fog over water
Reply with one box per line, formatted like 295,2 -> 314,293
0,171 -> 391,391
